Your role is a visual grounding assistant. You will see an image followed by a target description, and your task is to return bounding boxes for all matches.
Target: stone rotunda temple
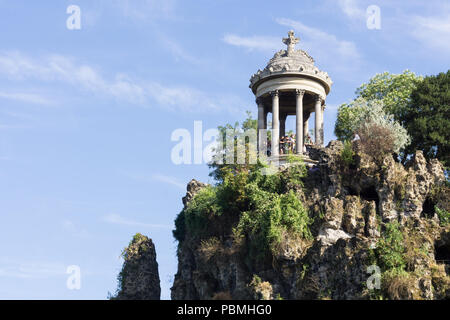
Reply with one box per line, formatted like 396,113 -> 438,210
250,30 -> 332,158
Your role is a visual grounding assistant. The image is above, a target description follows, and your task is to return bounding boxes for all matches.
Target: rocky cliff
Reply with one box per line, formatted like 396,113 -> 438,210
171,140 -> 450,300
112,233 -> 161,300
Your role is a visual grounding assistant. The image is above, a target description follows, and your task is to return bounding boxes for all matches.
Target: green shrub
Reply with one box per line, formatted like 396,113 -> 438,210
182,186 -> 222,241
375,221 -> 406,271
173,145 -> 311,266
435,206 -> 450,226
340,140 -> 355,166
367,222 -> 411,300
283,156 -> 307,188
235,186 -> 312,263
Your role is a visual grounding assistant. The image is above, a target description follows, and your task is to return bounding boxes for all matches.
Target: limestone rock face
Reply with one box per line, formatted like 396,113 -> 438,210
182,179 -> 208,206
171,141 -> 449,300
114,234 -> 161,300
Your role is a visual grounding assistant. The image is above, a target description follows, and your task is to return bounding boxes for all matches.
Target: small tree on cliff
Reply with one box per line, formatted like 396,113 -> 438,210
350,98 -> 411,161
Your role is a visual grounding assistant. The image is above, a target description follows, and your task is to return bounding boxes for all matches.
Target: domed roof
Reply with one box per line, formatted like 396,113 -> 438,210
249,31 -> 332,94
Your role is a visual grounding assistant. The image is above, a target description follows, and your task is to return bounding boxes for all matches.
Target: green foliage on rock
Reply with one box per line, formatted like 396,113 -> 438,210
174,160 -> 312,261
173,114 -> 312,264
340,140 -> 355,166
111,233 -> 160,300
235,187 -> 312,262
373,222 -> 406,271
435,206 -> 450,226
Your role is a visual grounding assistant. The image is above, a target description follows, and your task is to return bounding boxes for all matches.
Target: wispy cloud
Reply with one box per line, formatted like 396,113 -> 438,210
275,18 -> 362,78
222,34 -> 280,52
121,171 -> 186,190
113,0 -> 176,21
337,0 -> 365,20
0,258 -> 66,279
222,19 -> 361,79
151,174 -> 185,189
276,18 -> 360,60
0,91 -> 55,105
410,13 -> 450,53
62,220 -> 90,239
103,213 -> 171,229
159,36 -> 202,65
0,51 -> 245,113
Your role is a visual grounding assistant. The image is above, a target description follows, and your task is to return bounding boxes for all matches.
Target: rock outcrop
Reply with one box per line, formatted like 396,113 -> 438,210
171,140 -> 450,300
113,234 -> 161,300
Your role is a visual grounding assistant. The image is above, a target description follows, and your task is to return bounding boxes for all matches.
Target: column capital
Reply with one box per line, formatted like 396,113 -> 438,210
295,89 -> 306,97
255,97 -> 264,106
270,90 -> 279,97
315,94 -> 325,103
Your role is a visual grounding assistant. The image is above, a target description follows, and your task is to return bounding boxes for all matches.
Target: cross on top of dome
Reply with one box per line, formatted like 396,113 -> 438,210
249,30 -> 332,95
282,30 -> 299,56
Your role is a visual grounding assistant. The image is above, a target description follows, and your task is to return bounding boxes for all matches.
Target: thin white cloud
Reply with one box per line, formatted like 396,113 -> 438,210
276,18 -> 360,60
0,91 -> 55,105
146,82 -> 238,112
0,51 -> 245,113
337,0 -> 365,20
113,0 -> 176,21
159,36 -> 202,65
273,18 -> 363,80
121,171 -> 186,190
103,213 -> 171,229
410,14 -> 450,53
223,19 -> 361,78
62,220 -> 90,239
222,34 -> 280,52
0,258 -> 66,279
151,174 -> 185,189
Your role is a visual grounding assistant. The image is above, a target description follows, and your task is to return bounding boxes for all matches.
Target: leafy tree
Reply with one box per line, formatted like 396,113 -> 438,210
355,70 -> 422,118
399,71 -> 450,168
334,102 -> 363,142
335,70 -> 422,142
209,111 -> 260,183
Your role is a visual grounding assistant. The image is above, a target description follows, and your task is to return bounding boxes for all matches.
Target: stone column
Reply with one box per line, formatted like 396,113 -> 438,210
271,90 -> 279,157
315,95 -> 323,146
304,118 -> 309,144
257,97 -> 265,152
295,89 -> 305,154
321,104 -> 326,146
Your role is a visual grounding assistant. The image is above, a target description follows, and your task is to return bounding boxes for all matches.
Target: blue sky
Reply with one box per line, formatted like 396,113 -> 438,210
0,0 -> 448,299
